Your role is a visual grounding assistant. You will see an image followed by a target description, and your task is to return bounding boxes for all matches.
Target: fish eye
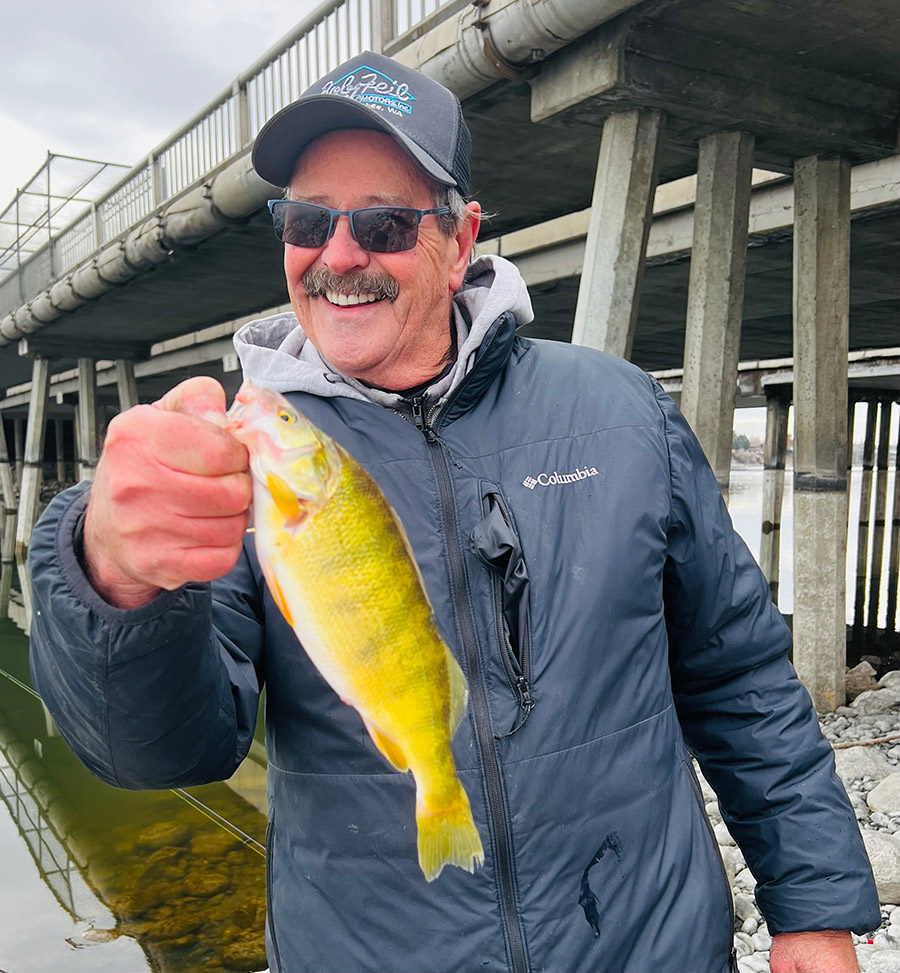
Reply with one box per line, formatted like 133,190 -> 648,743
278,411 -> 294,424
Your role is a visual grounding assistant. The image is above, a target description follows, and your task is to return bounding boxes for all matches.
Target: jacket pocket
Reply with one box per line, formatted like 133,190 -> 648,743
471,486 -> 535,736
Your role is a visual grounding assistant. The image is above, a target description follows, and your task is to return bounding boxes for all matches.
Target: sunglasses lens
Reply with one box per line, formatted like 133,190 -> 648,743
274,203 -> 332,248
353,208 -> 421,253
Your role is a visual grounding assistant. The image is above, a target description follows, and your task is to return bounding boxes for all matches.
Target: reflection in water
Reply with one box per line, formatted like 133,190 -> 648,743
0,621 -> 268,973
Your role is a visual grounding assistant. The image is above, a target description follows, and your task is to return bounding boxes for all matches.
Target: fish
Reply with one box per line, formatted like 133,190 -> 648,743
225,380 -> 484,882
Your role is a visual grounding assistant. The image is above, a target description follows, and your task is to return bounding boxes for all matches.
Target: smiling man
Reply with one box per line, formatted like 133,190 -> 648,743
29,51 -> 878,973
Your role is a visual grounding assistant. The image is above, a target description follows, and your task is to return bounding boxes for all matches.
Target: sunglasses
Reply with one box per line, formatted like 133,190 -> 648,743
267,200 -> 451,253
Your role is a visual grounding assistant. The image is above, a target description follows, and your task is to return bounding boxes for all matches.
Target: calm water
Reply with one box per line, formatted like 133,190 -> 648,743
0,621 -> 268,973
0,470 -> 895,972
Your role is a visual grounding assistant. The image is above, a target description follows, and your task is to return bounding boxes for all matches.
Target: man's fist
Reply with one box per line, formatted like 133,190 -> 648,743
83,377 -> 252,608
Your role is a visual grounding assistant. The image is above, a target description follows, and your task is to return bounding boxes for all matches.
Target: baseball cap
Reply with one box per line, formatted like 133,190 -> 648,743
252,51 -> 471,194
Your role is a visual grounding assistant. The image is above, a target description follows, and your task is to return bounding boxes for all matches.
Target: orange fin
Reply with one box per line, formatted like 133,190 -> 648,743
362,717 -> 409,773
266,571 -> 295,628
266,472 -> 303,525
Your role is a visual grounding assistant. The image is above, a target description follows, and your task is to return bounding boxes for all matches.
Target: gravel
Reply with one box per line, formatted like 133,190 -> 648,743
707,679 -> 900,973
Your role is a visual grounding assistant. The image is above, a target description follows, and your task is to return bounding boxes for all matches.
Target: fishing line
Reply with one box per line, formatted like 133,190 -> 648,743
172,788 -> 266,858
0,665 -> 266,859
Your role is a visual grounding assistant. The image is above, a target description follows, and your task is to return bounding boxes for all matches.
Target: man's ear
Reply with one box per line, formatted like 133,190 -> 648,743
448,202 -> 481,292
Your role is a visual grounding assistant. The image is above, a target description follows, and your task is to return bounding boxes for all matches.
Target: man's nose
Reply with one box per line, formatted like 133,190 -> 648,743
320,215 -> 370,274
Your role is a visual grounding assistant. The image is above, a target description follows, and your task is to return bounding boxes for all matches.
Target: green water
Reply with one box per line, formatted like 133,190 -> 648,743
0,621 -> 268,973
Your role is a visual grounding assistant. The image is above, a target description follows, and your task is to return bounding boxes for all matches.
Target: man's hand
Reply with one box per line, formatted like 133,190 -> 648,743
769,930 -> 860,972
83,376 -> 252,609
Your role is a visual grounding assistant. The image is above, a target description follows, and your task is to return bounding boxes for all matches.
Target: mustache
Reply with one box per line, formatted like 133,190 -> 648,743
301,269 -> 399,303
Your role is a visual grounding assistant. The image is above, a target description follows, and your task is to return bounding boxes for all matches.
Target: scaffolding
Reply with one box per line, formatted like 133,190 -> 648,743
0,153 -> 130,294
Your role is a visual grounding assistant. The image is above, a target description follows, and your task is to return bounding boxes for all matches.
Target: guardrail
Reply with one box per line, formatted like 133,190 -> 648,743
0,0 -> 449,322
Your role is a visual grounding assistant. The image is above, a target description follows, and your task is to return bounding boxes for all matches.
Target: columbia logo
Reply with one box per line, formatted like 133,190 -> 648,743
523,466 -> 600,489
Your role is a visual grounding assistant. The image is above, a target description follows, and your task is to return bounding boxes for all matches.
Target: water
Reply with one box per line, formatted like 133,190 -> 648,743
0,622 -> 268,973
728,466 -> 899,626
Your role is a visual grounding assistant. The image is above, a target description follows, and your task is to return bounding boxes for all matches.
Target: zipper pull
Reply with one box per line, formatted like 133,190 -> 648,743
514,676 -> 535,715
410,397 -> 426,431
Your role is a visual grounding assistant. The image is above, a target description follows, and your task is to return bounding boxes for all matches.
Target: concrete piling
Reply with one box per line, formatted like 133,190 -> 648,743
760,387 -> 790,605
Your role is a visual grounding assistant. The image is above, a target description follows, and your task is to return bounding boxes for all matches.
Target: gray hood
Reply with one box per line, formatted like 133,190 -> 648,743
233,254 -> 533,409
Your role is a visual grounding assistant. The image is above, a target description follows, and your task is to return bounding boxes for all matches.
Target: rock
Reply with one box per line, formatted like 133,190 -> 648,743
865,950 -> 900,973
721,846 -> 745,884
862,830 -> 900,903
144,914 -> 203,942
836,746 -> 894,782
191,831 -> 243,858
220,934 -> 268,970
741,917 -> 759,936
849,662 -> 881,701
705,800 -> 722,825
715,821 -> 736,846
183,870 -> 231,897
852,689 -> 900,716
733,934 -> 753,959
135,821 -> 192,850
694,762 -> 717,803
733,892 -> 760,922
870,775 -> 900,814
751,931 -> 772,951
881,672 -> 900,690
735,867 -> 755,888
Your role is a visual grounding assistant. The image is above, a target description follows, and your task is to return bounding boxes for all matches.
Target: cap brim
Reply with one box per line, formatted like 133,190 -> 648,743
252,95 -> 457,189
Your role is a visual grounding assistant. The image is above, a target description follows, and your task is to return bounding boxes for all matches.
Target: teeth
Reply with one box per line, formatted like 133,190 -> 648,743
325,290 -> 381,306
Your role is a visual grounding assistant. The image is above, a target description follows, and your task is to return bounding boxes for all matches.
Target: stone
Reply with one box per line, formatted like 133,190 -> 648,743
751,931 -> 772,951
191,831 -> 243,858
705,800 -> 722,824
733,935 -> 753,959
183,871 -> 231,898
836,746 -> 894,782
715,821 -> 736,846
735,867 -> 754,888
852,689 -> 900,716
865,950 -> 900,973
881,672 -> 900,690
144,914 -> 203,942
741,917 -> 759,936
847,661 -> 880,701
733,892 -> 760,922
694,762 -> 717,803
220,934 -> 268,970
135,821 -> 192,850
862,830 -> 900,904
869,775 -> 900,814
721,846 -> 745,884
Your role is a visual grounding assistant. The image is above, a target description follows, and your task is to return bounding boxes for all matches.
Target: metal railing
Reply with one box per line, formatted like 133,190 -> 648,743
0,0 -> 451,322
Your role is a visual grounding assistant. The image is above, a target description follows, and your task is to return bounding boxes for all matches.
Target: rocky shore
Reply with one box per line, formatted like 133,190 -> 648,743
701,663 -> 900,973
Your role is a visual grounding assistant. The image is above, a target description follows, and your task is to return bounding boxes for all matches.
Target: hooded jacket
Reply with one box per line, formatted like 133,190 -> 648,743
29,255 -> 879,973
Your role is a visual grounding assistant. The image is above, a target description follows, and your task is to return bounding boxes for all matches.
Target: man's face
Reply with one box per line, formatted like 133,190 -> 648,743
283,128 -> 479,390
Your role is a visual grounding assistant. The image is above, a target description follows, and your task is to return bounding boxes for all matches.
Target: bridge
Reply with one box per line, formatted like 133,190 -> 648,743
0,0 -> 898,711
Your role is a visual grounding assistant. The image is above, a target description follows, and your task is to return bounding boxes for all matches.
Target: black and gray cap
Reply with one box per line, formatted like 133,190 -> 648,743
252,51 -> 472,194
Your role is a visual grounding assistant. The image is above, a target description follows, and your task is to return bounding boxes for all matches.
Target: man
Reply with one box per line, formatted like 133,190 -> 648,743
29,51 -> 878,973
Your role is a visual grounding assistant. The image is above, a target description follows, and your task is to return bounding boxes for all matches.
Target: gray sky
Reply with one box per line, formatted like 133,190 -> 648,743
0,0 -> 320,207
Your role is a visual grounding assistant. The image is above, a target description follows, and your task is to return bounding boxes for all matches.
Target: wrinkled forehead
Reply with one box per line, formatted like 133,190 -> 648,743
287,128 -> 435,201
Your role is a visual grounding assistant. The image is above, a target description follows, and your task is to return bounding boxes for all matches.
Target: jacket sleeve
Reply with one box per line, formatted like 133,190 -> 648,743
28,482 -> 264,790
652,379 -> 880,935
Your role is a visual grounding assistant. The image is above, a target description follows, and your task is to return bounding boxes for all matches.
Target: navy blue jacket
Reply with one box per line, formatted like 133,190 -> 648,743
29,313 -> 879,973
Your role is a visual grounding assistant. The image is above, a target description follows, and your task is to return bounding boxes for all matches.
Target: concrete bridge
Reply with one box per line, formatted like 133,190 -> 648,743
0,0 -> 898,711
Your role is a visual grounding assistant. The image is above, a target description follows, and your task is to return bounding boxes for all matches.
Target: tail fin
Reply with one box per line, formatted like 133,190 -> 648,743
417,786 -> 485,882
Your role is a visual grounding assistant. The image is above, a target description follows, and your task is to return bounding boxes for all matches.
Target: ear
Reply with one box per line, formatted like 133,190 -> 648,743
448,201 -> 482,292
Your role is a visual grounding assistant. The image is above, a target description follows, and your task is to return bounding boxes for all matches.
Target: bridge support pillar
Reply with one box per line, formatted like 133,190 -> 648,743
792,154 -> 851,712
853,399 -> 877,638
115,360 -> 139,411
54,419 -> 65,483
760,386 -> 790,605
0,412 -> 17,620
76,359 -> 98,482
680,130 -> 755,499
13,419 -> 23,489
868,398 -> 895,636
887,400 -> 900,634
571,108 -> 665,359
15,357 -> 51,629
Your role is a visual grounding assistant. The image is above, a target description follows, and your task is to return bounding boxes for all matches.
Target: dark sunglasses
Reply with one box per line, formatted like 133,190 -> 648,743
267,200 -> 451,253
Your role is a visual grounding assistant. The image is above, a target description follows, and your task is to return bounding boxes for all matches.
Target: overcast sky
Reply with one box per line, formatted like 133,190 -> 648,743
0,0 -> 321,208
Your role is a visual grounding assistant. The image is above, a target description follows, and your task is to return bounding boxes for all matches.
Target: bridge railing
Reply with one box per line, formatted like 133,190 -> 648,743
0,0 -> 452,322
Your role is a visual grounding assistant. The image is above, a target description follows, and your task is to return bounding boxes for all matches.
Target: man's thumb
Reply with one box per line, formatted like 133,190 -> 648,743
153,376 -> 228,428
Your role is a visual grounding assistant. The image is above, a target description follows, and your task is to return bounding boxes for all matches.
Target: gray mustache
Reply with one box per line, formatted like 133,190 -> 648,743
302,269 -> 399,303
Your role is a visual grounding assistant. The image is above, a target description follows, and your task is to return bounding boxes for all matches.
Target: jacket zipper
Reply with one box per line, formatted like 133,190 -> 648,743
409,396 -> 529,973
481,492 -> 535,736
265,812 -> 284,972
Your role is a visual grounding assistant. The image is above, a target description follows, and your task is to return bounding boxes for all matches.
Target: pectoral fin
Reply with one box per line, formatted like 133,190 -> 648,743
445,647 -> 468,736
362,717 -> 409,773
266,472 -> 305,525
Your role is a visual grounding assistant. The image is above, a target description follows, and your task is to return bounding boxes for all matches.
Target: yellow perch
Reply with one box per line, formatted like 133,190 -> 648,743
226,380 -> 484,881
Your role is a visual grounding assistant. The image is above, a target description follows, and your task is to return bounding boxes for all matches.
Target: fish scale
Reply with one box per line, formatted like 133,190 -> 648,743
227,380 -> 484,881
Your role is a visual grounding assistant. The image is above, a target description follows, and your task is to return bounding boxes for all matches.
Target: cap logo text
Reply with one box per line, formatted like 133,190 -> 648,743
323,68 -> 415,117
